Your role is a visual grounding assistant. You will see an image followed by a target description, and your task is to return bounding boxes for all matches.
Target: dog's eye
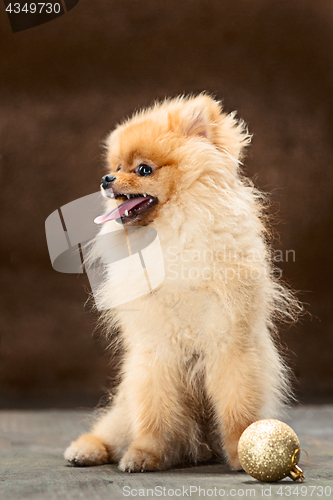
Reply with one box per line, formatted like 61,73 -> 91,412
136,164 -> 153,176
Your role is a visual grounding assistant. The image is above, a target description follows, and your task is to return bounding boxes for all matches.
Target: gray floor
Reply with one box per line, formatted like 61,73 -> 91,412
0,406 -> 332,499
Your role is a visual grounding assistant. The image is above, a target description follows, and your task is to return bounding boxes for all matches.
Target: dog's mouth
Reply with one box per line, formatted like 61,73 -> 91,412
94,193 -> 158,224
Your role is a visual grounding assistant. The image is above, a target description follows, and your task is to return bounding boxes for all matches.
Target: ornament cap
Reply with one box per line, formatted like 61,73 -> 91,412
288,464 -> 305,482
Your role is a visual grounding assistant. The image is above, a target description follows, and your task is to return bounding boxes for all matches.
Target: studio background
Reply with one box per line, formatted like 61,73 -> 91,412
1,0 -> 332,408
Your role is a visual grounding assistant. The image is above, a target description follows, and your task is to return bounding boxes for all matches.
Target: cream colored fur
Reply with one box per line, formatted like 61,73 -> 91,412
64,94 -> 300,472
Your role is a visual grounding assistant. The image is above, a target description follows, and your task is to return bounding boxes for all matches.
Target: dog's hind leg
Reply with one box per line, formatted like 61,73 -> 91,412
204,333 -> 285,470
64,387 -> 133,466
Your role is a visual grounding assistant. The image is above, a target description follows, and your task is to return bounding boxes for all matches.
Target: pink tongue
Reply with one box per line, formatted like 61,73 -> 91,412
94,196 -> 151,224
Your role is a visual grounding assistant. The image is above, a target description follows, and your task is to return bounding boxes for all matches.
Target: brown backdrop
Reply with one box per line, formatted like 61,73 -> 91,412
1,0 -> 333,408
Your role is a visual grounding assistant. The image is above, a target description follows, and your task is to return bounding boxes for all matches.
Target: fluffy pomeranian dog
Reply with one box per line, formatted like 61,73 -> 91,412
64,94 -> 299,472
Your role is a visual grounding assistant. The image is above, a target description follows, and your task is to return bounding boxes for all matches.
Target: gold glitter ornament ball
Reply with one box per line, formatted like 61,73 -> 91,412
238,419 -> 303,482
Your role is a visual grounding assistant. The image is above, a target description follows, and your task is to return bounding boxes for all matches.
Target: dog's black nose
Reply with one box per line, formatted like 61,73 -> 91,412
101,175 -> 116,189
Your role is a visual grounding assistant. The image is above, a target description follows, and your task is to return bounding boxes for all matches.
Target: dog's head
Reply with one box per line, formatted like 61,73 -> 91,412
95,94 -> 250,227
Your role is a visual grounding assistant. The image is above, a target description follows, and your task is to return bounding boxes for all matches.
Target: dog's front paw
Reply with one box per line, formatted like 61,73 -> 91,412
119,445 -> 164,473
64,434 -> 109,466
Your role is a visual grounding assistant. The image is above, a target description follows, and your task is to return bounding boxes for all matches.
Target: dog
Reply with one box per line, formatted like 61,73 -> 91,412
64,94 -> 299,472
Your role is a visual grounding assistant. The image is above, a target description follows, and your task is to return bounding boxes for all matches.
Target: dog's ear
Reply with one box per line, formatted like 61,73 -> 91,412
169,95 -> 221,141
169,95 -> 250,164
